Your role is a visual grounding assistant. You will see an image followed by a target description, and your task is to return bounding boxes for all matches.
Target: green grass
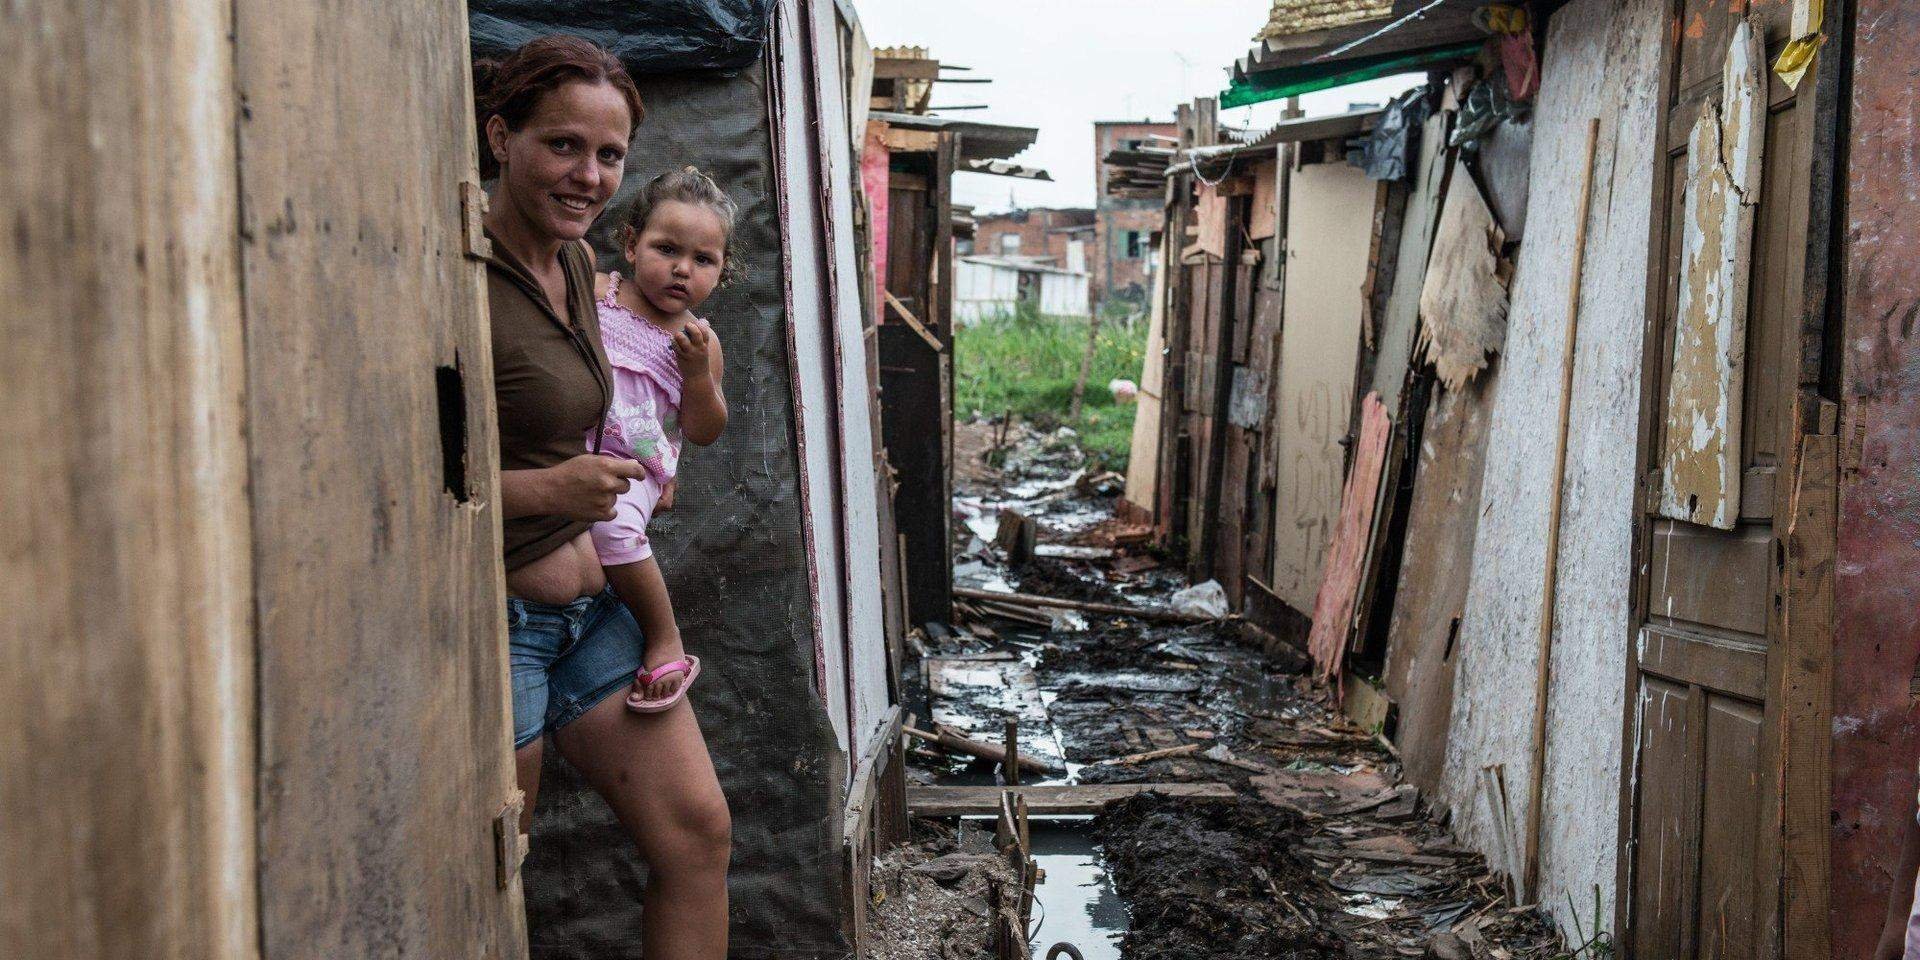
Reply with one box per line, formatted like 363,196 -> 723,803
955,303 -> 1150,471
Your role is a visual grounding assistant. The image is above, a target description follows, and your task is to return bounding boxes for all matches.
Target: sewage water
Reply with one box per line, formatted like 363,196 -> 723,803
1025,818 -> 1127,960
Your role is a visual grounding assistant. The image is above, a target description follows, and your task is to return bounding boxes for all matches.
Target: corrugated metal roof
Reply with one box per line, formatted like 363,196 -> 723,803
1255,0 -> 1393,41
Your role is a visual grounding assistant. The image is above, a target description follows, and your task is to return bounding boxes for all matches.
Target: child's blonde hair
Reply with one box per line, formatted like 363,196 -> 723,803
618,166 -> 744,288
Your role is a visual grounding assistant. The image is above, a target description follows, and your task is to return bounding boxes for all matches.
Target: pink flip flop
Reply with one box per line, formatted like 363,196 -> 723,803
626,655 -> 701,713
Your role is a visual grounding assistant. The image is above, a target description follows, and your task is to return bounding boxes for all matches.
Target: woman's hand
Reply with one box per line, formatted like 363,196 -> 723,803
504,454 -> 644,522
636,633 -> 690,702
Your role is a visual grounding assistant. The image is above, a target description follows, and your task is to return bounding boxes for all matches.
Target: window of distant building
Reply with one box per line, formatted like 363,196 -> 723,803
1125,230 -> 1145,259
1000,233 -> 1021,255
956,238 -> 975,256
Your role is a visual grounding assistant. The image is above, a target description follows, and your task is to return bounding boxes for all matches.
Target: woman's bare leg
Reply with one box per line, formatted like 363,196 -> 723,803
555,693 -> 730,960
515,740 -> 544,834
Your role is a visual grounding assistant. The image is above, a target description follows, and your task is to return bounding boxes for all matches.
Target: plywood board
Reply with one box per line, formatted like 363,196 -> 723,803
2,4 -> 257,956
1657,21 -> 1765,530
1269,162 -> 1379,613
1306,393 -> 1392,683
234,1 -> 525,954
1380,371 -> 1496,796
1250,159 -> 1281,241
1122,251 -> 1169,516
1418,161 -> 1509,391
1195,183 -> 1229,260
926,658 -> 1059,766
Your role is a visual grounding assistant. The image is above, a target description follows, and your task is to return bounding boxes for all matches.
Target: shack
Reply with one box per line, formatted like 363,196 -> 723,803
861,49 -> 1042,630
1120,0 -> 1873,953
953,254 -> 1092,323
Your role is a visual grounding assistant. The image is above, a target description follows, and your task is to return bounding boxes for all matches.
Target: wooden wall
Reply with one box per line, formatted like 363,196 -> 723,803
1833,1 -> 1920,954
4,2 -> 526,957
2,2 -> 256,956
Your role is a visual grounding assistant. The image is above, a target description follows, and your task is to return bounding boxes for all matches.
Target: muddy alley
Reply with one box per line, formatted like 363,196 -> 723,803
866,420 -> 1574,960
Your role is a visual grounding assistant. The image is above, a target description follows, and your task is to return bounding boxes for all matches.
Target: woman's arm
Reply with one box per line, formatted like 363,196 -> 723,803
676,320 -> 728,446
500,454 -> 646,521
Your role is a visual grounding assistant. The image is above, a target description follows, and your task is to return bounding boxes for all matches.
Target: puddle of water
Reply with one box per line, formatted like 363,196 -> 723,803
1026,819 -> 1127,960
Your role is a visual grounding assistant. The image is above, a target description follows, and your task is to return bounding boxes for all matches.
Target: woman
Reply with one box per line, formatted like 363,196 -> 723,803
476,36 -> 730,959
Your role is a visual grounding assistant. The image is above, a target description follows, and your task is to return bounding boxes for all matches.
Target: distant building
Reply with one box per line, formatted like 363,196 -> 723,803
1093,119 -> 1178,309
968,207 -> 1095,273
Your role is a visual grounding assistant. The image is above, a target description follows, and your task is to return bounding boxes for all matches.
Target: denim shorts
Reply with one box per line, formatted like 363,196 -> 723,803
508,587 -> 645,749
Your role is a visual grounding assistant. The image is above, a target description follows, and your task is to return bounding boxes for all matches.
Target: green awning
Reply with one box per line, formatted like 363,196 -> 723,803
1221,40 -> 1485,109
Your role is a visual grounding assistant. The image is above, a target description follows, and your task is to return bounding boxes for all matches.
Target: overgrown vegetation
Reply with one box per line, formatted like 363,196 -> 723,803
954,301 -> 1149,470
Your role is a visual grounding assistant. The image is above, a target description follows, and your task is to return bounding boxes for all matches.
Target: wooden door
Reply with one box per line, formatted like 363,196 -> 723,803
234,2 -> 527,955
1620,2 -> 1835,956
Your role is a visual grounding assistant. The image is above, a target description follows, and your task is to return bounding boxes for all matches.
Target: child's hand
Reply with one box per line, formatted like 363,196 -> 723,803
672,322 -> 713,377
635,635 -> 690,703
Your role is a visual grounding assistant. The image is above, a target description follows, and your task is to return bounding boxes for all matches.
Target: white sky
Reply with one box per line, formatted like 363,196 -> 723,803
850,0 -> 1421,213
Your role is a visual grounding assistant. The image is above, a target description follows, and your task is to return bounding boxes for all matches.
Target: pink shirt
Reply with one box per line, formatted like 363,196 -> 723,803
588,273 -> 686,566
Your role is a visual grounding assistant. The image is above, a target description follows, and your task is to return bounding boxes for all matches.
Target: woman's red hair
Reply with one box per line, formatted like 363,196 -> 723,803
473,35 -> 643,179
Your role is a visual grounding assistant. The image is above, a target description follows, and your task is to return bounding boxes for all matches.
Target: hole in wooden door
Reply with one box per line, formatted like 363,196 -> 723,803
436,359 -> 470,503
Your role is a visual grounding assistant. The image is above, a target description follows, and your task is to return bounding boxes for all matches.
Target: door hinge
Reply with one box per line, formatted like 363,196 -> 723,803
494,790 -> 527,889
461,181 -> 493,261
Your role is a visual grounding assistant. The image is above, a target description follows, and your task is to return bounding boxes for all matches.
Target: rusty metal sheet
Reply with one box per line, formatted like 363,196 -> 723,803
1657,21 -> 1765,530
1417,161 -> 1510,391
1306,392 -> 1392,684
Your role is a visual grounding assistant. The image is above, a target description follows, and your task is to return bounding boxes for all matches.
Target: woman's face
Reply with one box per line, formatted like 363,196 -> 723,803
488,80 -> 632,244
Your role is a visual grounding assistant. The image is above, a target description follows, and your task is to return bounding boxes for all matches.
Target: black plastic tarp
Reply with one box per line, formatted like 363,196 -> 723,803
470,0 -> 775,75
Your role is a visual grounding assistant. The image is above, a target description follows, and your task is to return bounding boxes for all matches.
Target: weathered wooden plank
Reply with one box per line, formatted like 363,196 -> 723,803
907,783 -> 1237,817
1306,393 -> 1392,683
1780,430 -> 1834,954
233,1 -> 525,955
1417,162 -> 1510,391
1380,372 -> 1496,796
2,3 -> 256,957
1657,21 -> 1765,530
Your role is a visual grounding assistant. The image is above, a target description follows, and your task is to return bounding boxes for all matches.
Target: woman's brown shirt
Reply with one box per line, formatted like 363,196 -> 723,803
486,232 -> 613,571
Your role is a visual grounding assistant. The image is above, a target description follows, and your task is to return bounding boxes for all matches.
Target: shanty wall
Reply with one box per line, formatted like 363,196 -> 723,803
1438,0 -> 1661,934
953,258 -> 1092,323
8,2 -> 532,957
1832,1 -> 1920,953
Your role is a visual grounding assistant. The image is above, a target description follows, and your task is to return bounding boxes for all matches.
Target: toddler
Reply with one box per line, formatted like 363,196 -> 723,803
589,166 -> 737,712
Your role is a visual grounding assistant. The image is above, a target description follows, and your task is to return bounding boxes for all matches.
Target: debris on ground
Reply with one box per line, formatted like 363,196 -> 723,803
876,418 -> 1570,959
867,821 -> 1024,960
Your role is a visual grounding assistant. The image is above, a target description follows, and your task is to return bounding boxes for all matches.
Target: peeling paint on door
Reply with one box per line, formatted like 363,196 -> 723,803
1657,20 -> 1765,530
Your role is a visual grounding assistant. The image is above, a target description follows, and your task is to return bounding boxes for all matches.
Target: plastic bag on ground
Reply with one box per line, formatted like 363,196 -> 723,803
1171,579 -> 1229,619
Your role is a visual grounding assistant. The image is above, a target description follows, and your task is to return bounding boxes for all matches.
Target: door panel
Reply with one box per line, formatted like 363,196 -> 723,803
1624,3 -> 1821,955
233,1 -> 526,955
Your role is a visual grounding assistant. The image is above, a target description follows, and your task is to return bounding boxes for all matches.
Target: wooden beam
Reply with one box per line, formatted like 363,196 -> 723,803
1523,117 -> 1600,904
907,782 -> 1236,817
883,288 -> 944,352
951,586 -> 1222,624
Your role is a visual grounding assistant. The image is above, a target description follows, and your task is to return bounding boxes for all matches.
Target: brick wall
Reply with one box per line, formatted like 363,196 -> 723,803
1094,120 -> 1177,308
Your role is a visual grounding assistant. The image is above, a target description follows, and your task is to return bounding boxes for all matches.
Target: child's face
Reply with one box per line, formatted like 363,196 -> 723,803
624,200 -> 727,316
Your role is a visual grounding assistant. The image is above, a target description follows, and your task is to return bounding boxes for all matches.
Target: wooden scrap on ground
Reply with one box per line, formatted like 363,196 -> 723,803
907,782 -> 1237,817
951,586 -> 1222,624
995,508 -> 1037,563
1418,162 -> 1511,390
903,723 -> 1062,776
1657,20 -> 1765,530
1090,743 -> 1202,767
